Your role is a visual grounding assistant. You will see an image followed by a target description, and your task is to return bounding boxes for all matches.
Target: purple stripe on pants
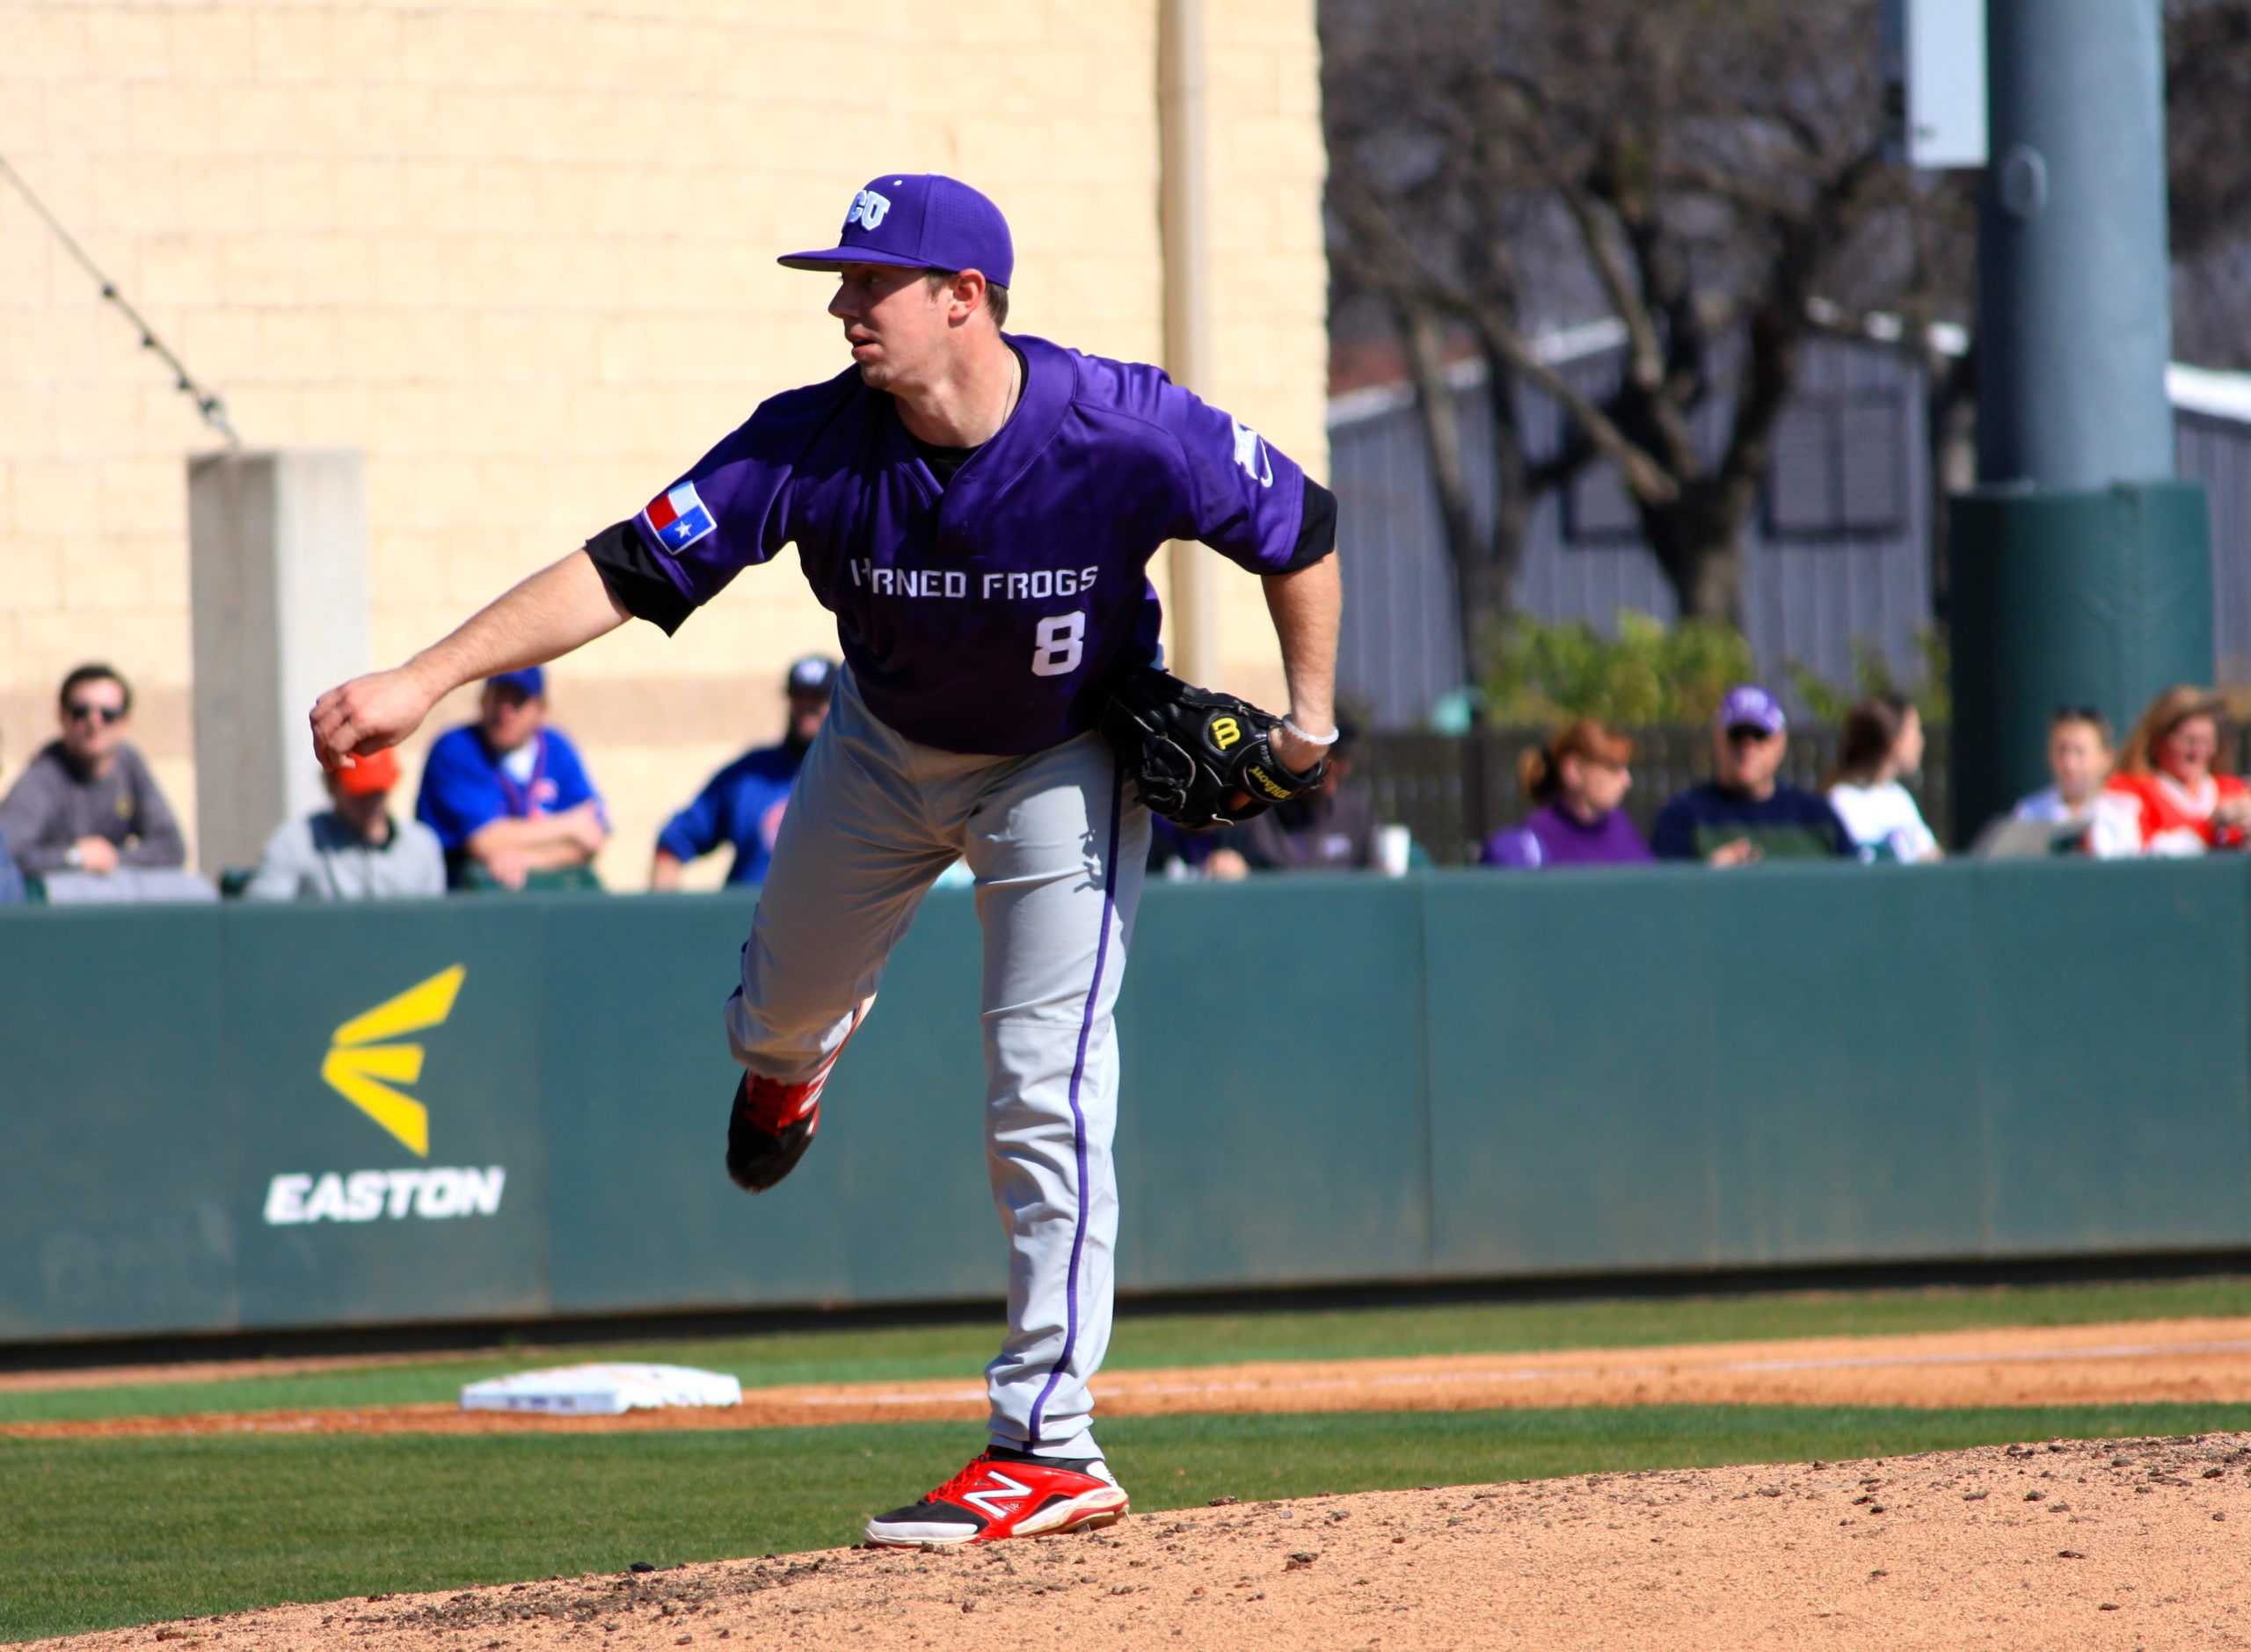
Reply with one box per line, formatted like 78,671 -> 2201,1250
1024,761 -> 1124,1446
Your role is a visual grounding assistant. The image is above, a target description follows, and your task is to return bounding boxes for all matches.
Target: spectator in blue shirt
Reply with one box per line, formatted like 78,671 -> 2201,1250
650,656 -> 836,890
1651,684 -> 1854,864
415,666 -> 608,889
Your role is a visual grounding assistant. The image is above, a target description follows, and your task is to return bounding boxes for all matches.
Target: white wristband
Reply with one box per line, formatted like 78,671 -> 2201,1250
1280,717 -> 1340,747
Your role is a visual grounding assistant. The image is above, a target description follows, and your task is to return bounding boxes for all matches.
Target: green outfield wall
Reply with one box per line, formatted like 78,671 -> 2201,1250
4,859 -> 2247,1343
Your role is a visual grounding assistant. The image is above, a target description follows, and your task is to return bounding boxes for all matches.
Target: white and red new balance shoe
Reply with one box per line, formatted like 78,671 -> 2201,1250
863,1447 -> 1129,1547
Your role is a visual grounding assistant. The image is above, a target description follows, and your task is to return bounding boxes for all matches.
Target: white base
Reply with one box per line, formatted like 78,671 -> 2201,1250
459,1363 -> 743,1416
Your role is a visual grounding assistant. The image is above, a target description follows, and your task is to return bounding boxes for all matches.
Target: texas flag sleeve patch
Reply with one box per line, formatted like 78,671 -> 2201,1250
642,482 -> 718,554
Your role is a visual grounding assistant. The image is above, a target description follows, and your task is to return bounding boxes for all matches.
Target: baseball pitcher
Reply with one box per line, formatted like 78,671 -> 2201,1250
310,172 -> 1341,1547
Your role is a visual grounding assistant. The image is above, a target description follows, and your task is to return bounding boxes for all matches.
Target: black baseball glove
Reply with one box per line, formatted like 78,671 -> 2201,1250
1099,665 -> 1324,828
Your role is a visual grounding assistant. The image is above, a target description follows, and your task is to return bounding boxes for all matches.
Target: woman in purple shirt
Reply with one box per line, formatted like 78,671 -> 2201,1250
1480,719 -> 1654,870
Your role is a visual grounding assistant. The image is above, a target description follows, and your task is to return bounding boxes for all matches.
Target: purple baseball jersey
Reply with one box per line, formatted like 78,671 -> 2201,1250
604,334 -> 1324,755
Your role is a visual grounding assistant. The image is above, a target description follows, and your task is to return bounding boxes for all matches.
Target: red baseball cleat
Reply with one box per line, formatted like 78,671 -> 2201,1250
863,1447 -> 1130,1547
725,999 -> 871,1193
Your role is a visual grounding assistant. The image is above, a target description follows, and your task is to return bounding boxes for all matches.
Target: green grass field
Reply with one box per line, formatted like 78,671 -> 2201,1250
6,1276 -> 2251,1643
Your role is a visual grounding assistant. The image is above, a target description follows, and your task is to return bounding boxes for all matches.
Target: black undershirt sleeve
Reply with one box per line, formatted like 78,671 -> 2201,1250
1283,477 -> 1339,571
585,520 -> 696,636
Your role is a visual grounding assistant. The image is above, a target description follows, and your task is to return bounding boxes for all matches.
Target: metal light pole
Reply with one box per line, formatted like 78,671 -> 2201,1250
1949,0 -> 2213,842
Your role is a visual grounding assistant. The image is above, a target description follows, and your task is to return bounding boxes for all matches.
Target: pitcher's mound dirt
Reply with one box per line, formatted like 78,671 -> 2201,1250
33,1432 -> 2251,1650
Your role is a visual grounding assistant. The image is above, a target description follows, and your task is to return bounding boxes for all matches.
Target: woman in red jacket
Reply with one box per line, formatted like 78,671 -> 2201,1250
2103,686 -> 2251,855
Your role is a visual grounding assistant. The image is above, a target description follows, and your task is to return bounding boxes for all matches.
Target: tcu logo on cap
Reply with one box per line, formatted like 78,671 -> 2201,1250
846,188 -> 892,230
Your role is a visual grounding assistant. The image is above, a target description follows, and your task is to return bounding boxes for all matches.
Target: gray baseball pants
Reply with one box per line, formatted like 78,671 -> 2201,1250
725,666 -> 1150,1462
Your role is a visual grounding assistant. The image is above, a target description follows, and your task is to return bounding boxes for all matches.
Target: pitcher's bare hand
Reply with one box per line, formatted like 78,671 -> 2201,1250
310,666 -> 440,771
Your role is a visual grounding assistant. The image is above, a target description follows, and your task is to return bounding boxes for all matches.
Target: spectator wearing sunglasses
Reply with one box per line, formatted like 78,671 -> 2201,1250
1650,684 -> 1854,865
0,663 -> 186,878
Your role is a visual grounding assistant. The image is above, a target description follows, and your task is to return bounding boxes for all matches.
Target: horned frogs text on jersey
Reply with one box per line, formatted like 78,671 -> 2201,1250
606,335 -> 1326,755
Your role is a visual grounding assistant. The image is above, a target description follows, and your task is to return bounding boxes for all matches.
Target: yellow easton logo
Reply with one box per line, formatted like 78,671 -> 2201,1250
1210,716 -> 1242,750
319,965 -> 466,1159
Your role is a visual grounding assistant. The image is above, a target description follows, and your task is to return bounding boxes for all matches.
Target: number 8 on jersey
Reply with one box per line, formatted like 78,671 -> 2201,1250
1031,612 -> 1085,677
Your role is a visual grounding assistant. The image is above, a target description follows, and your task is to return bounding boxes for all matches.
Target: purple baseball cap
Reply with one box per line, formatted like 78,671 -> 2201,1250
1716,683 -> 1786,736
777,174 -> 1014,287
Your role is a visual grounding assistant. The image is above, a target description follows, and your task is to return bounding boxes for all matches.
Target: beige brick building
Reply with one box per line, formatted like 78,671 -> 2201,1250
0,0 -> 1328,886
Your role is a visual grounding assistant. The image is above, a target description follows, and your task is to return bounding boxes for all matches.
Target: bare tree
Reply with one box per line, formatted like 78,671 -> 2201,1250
1322,10 -> 1554,691
1328,0 -> 2251,666
1326,0 -> 1916,639
2166,0 -> 2251,372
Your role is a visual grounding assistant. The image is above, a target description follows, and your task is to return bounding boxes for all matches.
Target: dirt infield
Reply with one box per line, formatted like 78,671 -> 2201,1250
29,1432 -> 2251,1649
0,1348 -> 525,1394
13,1315 -> 2251,1439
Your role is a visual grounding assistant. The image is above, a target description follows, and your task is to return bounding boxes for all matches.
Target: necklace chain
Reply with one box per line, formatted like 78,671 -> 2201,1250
1000,350 -> 1022,428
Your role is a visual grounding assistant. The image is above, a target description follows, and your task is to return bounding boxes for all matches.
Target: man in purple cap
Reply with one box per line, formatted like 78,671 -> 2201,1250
1650,684 -> 1854,863
413,666 -> 609,889
309,172 -> 1342,1546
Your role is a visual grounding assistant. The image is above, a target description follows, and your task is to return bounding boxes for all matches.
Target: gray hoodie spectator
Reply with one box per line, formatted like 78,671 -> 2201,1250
0,665 -> 186,877
244,746 -> 445,900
